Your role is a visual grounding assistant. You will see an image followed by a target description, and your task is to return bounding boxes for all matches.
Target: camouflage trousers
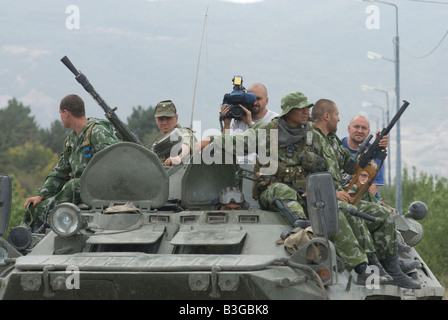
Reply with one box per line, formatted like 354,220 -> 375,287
355,200 -> 398,259
259,182 -> 367,270
22,179 -> 81,233
338,201 -> 376,255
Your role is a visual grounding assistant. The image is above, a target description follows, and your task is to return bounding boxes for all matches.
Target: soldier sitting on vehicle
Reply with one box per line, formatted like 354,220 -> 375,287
309,98 -> 420,289
199,91 -> 390,286
152,100 -> 196,166
23,94 -> 118,233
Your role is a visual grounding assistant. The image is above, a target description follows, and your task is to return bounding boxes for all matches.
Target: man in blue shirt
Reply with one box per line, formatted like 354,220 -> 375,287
341,115 -> 385,201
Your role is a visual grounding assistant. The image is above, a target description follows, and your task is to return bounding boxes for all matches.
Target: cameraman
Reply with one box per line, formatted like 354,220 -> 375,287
220,83 -> 278,163
220,83 -> 278,134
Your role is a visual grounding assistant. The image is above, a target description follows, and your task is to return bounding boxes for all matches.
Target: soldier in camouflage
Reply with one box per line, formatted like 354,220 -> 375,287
22,94 -> 118,233
309,98 -> 420,289
152,100 -> 196,166
200,91 -> 387,284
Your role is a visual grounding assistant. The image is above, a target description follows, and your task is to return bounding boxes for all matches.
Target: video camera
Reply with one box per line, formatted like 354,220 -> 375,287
221,76 -> 257,119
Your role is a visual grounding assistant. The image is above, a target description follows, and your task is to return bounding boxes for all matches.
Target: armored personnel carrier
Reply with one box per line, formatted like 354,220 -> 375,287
0,142 -> 445,300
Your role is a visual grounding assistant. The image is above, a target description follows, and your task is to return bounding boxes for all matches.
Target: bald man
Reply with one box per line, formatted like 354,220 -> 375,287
341,115 -> 385,201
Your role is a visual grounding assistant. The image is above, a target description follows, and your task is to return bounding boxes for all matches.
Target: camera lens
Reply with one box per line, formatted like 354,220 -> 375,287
229,105 -> 244,118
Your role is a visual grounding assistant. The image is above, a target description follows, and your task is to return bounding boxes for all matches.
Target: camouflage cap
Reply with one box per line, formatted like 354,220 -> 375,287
280,92 -> 313,117
154,100 -> 177,118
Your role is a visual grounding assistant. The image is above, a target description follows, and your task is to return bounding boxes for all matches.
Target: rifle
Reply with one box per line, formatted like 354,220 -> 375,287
345,100 -> 410,204
60,56 -> 143,145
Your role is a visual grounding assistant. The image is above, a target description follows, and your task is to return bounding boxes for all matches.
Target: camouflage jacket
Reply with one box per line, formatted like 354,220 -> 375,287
36,118 -> 118,200
308,123 -> 355,191
152,124 -> 196,163
211,118 -> 327,190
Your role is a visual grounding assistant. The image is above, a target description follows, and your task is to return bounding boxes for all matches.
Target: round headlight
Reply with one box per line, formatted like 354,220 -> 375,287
49,203 -> 83,237
8,226 -> 32,251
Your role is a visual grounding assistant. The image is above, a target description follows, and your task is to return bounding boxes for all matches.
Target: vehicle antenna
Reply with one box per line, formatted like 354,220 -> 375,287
190,5 -> 209,129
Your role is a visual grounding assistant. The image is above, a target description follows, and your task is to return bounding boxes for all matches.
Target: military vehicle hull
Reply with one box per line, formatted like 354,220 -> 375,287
0,142 -> 444,300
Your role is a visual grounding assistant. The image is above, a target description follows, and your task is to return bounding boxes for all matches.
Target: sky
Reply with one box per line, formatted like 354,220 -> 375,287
1,0 -> 447,179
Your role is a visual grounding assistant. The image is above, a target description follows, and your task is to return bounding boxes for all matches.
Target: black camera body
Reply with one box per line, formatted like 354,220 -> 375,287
221,76 -> 257,119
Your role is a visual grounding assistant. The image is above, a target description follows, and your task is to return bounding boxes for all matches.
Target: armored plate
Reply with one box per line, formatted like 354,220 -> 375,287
306,172 -> 339,236
87,225 -> 166,245
170,225 -> 247,246
80,142 -> 169,209
181,155 -> 240,209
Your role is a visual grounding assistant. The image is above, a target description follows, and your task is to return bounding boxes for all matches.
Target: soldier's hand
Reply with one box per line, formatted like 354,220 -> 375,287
164,156 -> 182,166
24,195 -> 42,211
336,191 -> 351,203
196,138 -> 212,153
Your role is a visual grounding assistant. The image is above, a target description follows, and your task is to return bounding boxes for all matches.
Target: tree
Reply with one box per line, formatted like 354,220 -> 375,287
0,98 -> 41,151
127,105 -> 160,147
383,166 -> 448,290
2,174 -> 27,240
3,142 -> 58,194
40,120 -> 70,154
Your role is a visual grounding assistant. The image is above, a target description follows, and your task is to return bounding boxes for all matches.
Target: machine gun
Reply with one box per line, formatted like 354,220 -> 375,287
345,100 -> 410,205
60,56 -> 143,146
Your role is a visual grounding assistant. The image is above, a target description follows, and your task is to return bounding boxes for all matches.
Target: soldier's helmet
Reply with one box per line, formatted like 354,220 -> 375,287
212,187 -> 250,210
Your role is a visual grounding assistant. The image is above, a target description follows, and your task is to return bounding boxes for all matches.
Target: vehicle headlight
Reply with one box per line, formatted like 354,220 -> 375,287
49,203 -> 84,237
8,226 -> 32,251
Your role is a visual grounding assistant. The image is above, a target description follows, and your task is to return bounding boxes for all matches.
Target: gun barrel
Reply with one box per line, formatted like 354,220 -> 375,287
60,56 -> 143,146
339,206 -> 376,222
358,100 -> 409,168
382,100 -> 410,136
359,134 -> 372,152
61,56 -> 79,76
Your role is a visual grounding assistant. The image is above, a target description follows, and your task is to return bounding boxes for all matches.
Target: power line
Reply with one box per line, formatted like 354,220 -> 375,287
397,0 -> 448,58
401,0 -> 448,4
400,28 -> 448,58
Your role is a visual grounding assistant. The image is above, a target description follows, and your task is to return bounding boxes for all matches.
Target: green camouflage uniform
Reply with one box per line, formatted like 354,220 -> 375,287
211,92 -> 369,270
309,123 -> 398,259
22,118 -> 118,232
152,100 -> 197,164
152,124 -> 196,163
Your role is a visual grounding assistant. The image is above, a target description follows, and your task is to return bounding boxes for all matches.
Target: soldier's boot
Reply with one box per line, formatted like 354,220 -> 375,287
399,259 -> 421,274
397,241 -> 411,253
367,253 -> 393,283
380,256 -> 421,289
355,262 -> 389,285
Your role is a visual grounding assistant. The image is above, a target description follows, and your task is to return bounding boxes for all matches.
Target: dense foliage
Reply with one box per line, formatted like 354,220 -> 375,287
383,167 -> 448,290
1,98 -> 446,292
